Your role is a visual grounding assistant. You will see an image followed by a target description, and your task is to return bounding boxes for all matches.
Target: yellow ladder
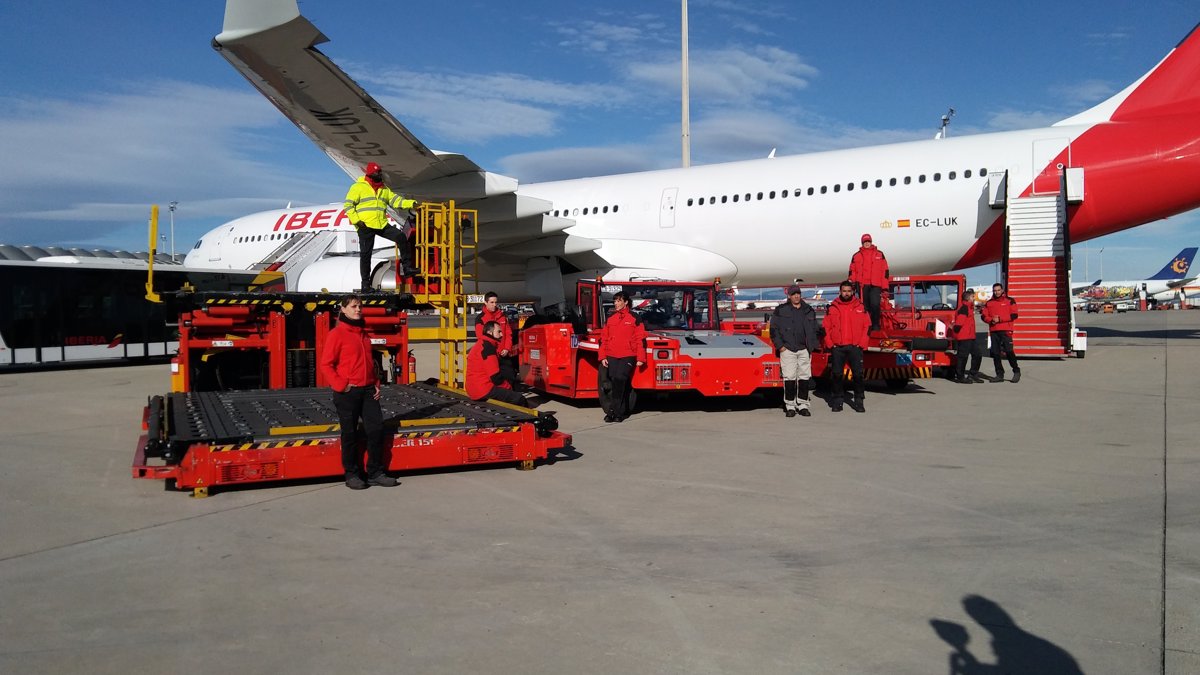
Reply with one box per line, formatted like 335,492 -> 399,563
402,201 -> 479,387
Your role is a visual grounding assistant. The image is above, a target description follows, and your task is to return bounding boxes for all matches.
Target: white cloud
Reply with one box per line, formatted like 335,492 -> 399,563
1052,79 -> 1116,109
0,80 -> 342,247
628,46 -> 818,100
499,146 -> 662,183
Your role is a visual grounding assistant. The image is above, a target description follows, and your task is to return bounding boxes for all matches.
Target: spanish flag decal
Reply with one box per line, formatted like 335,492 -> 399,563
898,219 -> 911,228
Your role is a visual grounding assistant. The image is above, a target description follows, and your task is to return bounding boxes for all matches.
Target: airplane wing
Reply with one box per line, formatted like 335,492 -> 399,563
213,0 -> 592,276
215,0 -> 515,199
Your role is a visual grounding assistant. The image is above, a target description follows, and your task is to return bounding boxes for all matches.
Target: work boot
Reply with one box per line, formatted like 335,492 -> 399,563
991,372 -> 1005,383
400,265 -> 421,277
798,409 -> 811,417
1011,370 -> 1022,384
345,474 -> 368,490
850,399 -> 866,413
832,402 -> 844,413
367,473 -> 398,487
603,414 -> 616,423
785,409 -> 797,418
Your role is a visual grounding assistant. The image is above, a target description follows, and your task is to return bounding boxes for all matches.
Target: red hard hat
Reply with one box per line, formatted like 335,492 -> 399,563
364,162 -> 382,174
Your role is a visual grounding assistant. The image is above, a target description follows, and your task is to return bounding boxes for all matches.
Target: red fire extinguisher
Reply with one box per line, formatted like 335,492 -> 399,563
407,350 -> 417,384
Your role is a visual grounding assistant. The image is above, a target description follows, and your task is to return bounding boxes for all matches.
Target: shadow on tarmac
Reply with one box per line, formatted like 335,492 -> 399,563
930,595 -> 1085,674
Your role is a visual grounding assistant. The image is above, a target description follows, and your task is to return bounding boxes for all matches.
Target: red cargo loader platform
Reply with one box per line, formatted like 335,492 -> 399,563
133,381 -> 570,497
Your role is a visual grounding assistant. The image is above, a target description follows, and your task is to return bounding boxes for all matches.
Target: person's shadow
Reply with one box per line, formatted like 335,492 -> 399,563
930,595 -> 1085,674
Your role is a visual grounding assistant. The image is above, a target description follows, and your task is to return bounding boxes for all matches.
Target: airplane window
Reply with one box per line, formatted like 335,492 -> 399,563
980,167 -> 987,175
733,194 -> 739,202
194,240 -> 202,249
757,192 -> 764,200
603,206 -> 609,213
769,191 -> 776,199
573,208 -> 579,216
820,186 -> 828,194
847,183 -> 854,191
780,190 -> 786,198
613,205 -> 619,212
949,171 -> 957,180
807,187 -> 815,196
710,196 -> 716,203
695,198 -> 703,206
861,181 -> 868,189
794,188 -> 802,197
875,179 -> 883,188
919,175 -> 926,183
721,195 -> 728,203
687,199 -> 694,207
964,170 -> 972,178
933,173 -> 941,181
593,206 -> 598,213
834,184 -> 841,193
889,178 -> 897,186
583,207 -> 590,215
904,177 -> 912,185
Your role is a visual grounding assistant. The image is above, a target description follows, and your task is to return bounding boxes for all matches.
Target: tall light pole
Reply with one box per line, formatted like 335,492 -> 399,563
168,201 -> 178,261
681,0 -> 691,167
1099,247 -> 1105,280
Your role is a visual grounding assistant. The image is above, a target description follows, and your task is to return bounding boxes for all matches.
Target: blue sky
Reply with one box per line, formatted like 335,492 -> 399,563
0,0 -> 1197,283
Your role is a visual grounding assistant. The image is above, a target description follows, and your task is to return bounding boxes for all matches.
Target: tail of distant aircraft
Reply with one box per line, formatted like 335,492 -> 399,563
1147,247 -> 1197,280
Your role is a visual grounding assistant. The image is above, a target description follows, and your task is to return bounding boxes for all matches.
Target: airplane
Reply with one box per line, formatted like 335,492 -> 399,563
1072,247 -> 1197,301
187,0 -> 1200,311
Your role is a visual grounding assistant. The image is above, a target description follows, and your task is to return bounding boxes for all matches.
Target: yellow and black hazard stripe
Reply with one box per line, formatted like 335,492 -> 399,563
863,366 -> 933,380
213,439 -> 328,452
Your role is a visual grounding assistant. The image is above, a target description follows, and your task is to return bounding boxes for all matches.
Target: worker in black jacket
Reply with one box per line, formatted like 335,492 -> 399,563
770,285 -> 820,417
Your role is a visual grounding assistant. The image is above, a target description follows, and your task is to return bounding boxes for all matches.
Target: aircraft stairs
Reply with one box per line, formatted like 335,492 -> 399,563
253,230 -> 347,291
1003,192 -> 1075,357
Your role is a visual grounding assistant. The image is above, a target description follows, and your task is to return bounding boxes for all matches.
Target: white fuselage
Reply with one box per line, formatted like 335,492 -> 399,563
185,125 -> 1091,291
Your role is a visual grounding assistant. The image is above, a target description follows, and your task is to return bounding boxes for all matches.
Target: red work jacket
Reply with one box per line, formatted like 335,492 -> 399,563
822,297 -> 871,349
848,246 -> 890,288
599,307 -> 646,360
952,300 -> 977,341
982,295 -> 1019,333
320,319 -> 378,392
466,334 -> 509,400
475,306 -> 513,353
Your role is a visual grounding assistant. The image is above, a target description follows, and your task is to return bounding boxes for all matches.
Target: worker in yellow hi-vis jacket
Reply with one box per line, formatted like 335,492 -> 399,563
343,161 -> 419,290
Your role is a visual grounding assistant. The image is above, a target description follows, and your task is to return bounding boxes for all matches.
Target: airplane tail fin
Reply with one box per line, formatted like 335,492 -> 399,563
1055,22 -> 1200,126
1147,247 -> 1197,280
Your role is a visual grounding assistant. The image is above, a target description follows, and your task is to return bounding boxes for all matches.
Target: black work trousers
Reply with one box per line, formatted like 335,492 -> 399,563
606,356 -> 636,419
955,335 -> 985,379
828,345 -> 865,404
862,285 -> 883,329
989,331 -> 1020,374
356,223 -> 411,288
477,385 -> 526,406
332,386 -> 385,478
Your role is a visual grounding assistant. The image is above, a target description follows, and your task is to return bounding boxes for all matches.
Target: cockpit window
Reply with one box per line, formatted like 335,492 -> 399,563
193,240 -> 202,249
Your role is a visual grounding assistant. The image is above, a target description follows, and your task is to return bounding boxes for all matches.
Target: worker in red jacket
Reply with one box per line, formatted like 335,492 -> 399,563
848,232 -> 890,331
319,295 -> 398,490
822,280 -> 871,412
950,288 -> 986,383
599,291 -> 646,423
475,291 -> 517,387
982,282 -> 1021,383
466,321 -> 526,406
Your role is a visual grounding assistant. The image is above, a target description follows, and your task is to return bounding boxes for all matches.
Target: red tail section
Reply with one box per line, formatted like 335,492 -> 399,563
1111,22 -> 1200,121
